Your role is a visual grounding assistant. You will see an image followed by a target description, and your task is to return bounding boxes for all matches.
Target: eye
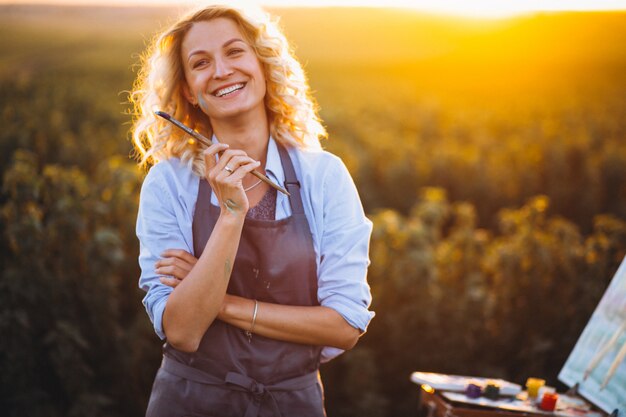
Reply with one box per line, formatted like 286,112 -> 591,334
192,59 -> 210,69
227,48 -> 244,56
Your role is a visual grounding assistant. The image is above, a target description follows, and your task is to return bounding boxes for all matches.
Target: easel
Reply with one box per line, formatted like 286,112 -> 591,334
566,382 -> 620,417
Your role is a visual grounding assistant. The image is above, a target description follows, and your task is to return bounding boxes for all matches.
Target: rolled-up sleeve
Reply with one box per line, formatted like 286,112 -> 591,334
136,165 -> 193,340
317,158 -> 375,334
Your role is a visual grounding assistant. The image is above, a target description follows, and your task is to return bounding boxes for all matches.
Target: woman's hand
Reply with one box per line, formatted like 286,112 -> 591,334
203,143 -> 261,218
156,249 -> 198,288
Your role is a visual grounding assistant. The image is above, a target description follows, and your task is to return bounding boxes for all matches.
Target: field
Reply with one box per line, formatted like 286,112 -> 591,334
1,4 -> 626,416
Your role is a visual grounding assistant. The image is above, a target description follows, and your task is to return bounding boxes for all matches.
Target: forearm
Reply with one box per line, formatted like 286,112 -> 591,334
219,295 -> 361,350
163,214 -> 244,352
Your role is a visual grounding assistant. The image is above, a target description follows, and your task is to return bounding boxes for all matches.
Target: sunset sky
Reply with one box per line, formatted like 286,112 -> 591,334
3,0 -> 626,17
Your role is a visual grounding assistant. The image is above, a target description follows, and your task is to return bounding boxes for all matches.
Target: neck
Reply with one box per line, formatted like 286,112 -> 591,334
210,108 -> 270,162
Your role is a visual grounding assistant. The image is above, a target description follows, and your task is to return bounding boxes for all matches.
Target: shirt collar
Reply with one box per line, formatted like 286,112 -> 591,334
265,136 -> 284,186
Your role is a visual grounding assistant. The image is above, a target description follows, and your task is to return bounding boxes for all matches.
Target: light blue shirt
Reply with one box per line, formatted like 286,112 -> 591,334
136,137 -> 375,361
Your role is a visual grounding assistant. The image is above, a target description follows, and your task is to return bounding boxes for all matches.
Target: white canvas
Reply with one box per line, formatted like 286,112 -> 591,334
559,256 -> 626,416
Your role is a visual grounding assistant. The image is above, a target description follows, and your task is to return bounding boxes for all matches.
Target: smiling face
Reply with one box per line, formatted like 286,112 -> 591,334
181,18 -> 267,124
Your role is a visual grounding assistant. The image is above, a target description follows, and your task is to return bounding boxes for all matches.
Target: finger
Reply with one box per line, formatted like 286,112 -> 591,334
208,149 -> 246,193
225,155 -> 257,172
214,159 -> 248,184
156,262 -> 192,275
215,149 -> 248,173
223,159 -> 262,183
155,257 -> 193,273
204,144 -> 230,199
204,143 -> 229,178
159,276 -> 181,288
215,156 -> 259,182
156,265 -> 191,280
161,249 -> 198,265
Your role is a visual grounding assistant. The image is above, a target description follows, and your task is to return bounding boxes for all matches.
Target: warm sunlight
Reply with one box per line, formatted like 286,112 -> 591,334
2,0 -> 626,413
1,0 -> 626,17
265,0 -> 626,17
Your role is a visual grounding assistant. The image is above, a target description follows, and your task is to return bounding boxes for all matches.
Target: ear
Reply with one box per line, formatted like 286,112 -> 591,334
181,83 -> 197,106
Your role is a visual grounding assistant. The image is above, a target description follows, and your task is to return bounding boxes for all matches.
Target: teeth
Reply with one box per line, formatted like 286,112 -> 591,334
215,83 -> 244,97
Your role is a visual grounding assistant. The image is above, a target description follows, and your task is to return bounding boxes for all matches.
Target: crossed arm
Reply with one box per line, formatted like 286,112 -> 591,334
158,247 -> 360,352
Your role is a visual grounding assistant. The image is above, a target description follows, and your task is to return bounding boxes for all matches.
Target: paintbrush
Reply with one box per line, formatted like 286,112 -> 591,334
154,110 -> 290,196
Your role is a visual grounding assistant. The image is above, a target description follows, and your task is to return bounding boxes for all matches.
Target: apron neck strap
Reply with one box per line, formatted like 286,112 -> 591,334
276,143 -> 305,215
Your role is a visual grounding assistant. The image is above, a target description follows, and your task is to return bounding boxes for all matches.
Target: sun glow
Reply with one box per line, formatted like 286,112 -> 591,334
1,0 -> 625,17
263,0 -> 626,17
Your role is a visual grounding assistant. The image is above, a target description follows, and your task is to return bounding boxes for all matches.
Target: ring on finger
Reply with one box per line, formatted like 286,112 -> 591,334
224,165 -> 234,173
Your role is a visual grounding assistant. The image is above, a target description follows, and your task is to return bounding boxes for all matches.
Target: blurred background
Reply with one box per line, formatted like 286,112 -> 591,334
1,1 -> 626,416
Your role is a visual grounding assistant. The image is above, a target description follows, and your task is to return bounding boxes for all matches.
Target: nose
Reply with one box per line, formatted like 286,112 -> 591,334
213,57 -> 234,79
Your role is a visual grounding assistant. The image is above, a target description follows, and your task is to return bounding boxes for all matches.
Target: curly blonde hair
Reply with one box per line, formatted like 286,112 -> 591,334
129,2 -> 326,176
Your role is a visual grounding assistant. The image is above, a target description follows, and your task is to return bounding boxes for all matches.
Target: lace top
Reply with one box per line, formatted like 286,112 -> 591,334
246,188 -> 277,220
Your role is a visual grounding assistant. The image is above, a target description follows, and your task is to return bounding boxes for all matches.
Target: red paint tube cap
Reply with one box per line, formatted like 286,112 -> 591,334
540,393 -> 559,411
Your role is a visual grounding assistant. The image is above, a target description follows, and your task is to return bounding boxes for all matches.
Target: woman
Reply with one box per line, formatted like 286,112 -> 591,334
131,3 -> 374,416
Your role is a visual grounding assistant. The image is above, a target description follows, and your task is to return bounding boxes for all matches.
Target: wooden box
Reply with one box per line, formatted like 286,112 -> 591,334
417,386 -> 545,417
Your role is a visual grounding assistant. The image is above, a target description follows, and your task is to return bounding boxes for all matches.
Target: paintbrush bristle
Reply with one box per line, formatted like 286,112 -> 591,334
154,110 -> 171,120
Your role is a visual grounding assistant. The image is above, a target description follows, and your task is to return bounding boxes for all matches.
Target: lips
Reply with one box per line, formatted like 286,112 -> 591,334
213,83 -> 246,97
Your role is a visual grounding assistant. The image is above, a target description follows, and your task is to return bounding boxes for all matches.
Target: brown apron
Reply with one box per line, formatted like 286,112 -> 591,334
146,144 -> 324,417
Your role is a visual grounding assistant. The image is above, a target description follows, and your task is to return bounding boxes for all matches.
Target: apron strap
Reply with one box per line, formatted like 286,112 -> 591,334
225,372 -> 281,417
226,370 -> 319,417
192,178 -> 213,257
161,354 -> 222,385
162,356 -> 319,417
276,143 -> 305,215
